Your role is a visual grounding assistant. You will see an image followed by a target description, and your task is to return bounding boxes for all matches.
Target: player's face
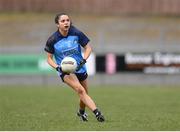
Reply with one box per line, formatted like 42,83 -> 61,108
58,15 -> 71,32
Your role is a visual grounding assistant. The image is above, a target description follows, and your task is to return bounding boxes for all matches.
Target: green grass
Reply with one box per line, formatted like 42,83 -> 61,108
0,85 -> 180,130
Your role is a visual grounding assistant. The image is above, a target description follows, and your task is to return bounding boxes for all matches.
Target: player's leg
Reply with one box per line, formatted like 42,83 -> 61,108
63,74 -> 96,110
79,79 -> 88,113
77,79 -> 88,121
80,79 -> 105,122
74,73 -> 105,122
64,74 -> 105,122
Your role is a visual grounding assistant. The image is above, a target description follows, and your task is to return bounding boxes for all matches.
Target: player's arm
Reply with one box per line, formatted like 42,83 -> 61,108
47,53 -> 58,69
76,43 -> 92,71
83,43 -> 92,60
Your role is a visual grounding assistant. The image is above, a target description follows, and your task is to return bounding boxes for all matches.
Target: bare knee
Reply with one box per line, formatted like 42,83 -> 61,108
76,86 -> 86,95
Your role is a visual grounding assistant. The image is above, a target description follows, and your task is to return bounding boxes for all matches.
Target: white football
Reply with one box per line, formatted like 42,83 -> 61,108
60,57 -> 77,73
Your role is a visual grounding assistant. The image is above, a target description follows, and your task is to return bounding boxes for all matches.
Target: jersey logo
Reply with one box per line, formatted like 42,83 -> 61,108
63,47 -> 79,56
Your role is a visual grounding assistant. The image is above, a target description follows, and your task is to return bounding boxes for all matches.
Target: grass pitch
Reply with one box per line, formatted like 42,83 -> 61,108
0,85 -> 180,130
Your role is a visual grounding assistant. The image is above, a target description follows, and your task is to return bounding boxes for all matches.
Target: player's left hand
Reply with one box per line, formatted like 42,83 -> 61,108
76,59 -> 86,71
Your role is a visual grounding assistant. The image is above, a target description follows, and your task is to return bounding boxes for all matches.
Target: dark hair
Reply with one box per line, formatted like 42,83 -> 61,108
54,13 -> 68,24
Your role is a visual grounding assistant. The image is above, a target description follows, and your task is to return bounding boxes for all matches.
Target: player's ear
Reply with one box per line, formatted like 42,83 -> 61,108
56,24 -> 60,27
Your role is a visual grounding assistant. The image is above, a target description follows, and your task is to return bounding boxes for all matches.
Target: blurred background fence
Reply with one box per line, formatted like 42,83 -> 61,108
1,0 -> 180,15
0,0 -> 180,86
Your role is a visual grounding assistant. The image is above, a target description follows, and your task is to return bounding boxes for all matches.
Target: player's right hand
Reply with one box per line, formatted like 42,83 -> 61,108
56,66 -> 62,72
56,66 -> 70,75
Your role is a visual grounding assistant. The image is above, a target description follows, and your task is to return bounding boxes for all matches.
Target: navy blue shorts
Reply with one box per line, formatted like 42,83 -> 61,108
60,72 -> 88,82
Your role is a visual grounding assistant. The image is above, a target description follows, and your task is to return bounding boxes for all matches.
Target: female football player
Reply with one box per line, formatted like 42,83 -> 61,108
44,13 -> 105,122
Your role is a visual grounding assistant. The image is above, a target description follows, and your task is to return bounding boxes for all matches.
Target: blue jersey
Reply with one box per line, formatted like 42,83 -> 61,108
44,26 -> 90,74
